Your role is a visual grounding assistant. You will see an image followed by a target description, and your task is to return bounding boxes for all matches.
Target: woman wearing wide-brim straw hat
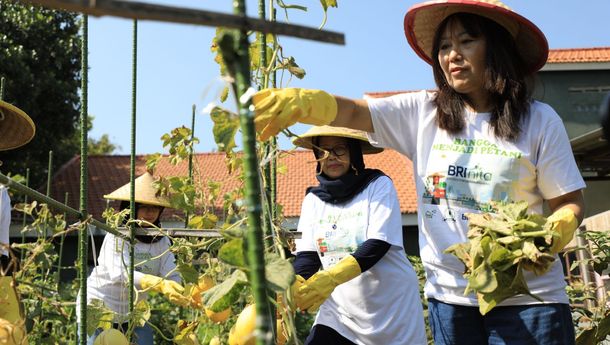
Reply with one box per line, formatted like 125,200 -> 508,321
290,126 -> 426,344
84,172 -> 188,345
252,0 -> 585,344
0,100 -> 34,343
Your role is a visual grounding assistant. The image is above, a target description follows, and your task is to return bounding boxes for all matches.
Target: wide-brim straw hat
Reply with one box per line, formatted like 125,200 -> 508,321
104,172 -> 172,208
0,100 -> 35,151
404,0 -> 549,73
292,126 -> 383,154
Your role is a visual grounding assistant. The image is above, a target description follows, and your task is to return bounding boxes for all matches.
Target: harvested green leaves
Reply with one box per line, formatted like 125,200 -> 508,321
445,201 -> 557,315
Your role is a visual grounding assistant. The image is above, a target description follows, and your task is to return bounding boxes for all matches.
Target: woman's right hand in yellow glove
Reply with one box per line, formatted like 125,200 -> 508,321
140,274 -> 189,307
252,88 -> 338,141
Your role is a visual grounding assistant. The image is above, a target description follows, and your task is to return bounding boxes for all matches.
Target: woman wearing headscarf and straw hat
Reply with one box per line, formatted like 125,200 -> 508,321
290,126 -> 426,345
253,1 -> 585,344
84,172 -> 188,345
0,100 -> 35,344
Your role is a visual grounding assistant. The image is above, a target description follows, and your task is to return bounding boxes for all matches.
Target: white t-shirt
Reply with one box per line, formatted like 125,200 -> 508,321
0,185 -> 10,257
86,233 -> 180,320
367,90 -> 586,306
296,176 -> 427,345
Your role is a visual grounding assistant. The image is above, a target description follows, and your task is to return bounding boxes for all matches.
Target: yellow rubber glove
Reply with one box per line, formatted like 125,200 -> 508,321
140,274 -> 189,307
252,88 -> 338,141
0,276 -> 22,324
547,208 -> 579,254
290,274 -> 306,308
297,255 -> 361,312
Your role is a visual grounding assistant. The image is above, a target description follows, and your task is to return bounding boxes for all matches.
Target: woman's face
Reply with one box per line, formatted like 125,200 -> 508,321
437,19 -> 488,107
137,204 -> 162,225
317,136 -> 351,179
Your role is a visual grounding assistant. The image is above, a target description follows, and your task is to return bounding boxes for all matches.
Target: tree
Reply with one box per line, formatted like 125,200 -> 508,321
88,134 -> 119,155
0,1 -> 82,188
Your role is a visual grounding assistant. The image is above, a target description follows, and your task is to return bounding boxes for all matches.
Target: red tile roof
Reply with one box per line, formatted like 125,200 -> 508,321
547,47 -> 610,64
50,150 -> 416,222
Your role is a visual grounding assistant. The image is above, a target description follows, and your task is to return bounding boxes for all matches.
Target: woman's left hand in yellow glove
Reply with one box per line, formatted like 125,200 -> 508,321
297,255 -> 361,312
140,274 -> 189,307
547,208 -> 579,254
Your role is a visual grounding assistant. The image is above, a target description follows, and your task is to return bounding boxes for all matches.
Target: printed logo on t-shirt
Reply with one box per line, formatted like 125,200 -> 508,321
424,137 -> 521,212
314,208 -> 365,269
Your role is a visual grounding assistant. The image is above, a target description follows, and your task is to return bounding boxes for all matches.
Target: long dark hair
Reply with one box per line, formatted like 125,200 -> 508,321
431,13 -> 533,141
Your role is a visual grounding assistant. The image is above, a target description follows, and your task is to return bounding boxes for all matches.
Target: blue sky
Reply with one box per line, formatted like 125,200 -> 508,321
86,0 -> 610,155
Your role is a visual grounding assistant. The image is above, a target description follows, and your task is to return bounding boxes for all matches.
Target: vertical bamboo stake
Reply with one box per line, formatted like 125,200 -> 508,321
259,0 -> 273,252
269,7 -> 278,222
185,104 -> 195,228
128,19 -> 138,323
0,77 -> 4,100
77,14 -> 89,345
20,169 -> 29,263
56,192 -> 68,287
218,0 -> 272,343
37,150 -> 54,332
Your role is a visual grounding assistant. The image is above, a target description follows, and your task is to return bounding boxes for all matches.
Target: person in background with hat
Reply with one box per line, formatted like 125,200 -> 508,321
291,125 -> 426,344
0,99 -> 35,343
253,0 -> 585,344
84,172 -> 188,345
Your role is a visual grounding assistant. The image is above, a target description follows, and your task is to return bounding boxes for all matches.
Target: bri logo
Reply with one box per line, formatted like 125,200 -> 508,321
447,164 -> 492,181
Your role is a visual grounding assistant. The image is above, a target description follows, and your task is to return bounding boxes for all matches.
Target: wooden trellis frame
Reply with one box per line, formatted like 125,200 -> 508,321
20,0 -> 345,44
5,1 -> 344,344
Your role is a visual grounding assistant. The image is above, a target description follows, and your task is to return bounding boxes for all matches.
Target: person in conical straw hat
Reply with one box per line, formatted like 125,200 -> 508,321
0,100 -> 35,343
290,126 -> 426,344
252,1 -> 585,344
84,172 -> 187,345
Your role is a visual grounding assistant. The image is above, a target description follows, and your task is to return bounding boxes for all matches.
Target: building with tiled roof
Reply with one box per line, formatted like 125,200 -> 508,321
39,150 -> 421,259
48,150 -> 417,223
544,47 -> 610,70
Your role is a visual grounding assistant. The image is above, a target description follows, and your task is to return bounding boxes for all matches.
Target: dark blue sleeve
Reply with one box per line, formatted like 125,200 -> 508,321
292,251 -> 322,280
352,238 -> 391,272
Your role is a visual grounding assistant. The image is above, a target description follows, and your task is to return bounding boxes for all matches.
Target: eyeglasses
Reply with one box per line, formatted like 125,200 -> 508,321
316,144 -> 348,158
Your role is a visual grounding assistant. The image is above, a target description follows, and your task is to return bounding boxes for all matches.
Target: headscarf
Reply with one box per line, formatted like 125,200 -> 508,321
306,137 -> 386,204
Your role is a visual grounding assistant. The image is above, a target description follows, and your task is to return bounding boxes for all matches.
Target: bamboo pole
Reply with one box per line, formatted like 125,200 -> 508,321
128,19 -> 138,324
20,0 -> 345,45
0,172 -> 128,240
185,104 -> 196,228
20,169 -> 29,262
218,0 -> 272,342
56,192 -> 69,287
77,14 -> 89,345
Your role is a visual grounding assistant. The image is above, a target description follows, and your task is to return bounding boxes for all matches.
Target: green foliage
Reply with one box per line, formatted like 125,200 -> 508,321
0,2 -> 81,186
160,126 -> 199,165
445,201 -> 555,314
88,133 -> 119,155
209,106 -> 239,153
568,230 -> 610,345
202,270 -> 248,312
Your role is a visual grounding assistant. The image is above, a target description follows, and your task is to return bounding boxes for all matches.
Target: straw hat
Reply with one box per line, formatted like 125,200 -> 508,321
404,0 -> 549,73
0,100 -> 35,151
104,172 -> 171,208
292,126 -> 383,154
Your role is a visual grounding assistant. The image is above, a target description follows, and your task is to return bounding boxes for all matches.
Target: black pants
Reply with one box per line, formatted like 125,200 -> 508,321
305,324 -> 356,345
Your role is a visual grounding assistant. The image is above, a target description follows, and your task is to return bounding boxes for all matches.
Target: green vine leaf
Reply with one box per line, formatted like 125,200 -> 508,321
177,263 -> 200,284
210,106 -> 239,153
218,238 -> 245,268
319,0 -> 338,28
202,270 -> 248,312
265,253 -> 295,292
86,299 -> 114,336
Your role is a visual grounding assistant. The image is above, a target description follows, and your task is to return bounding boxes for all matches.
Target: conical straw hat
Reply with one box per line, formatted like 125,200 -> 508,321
292,125 -> 383,154
0,100 -> 35,151
104,172 -> 171,208
404,0 -> 548,73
